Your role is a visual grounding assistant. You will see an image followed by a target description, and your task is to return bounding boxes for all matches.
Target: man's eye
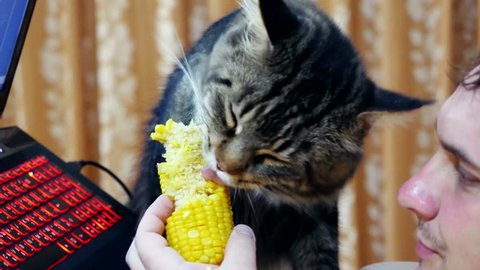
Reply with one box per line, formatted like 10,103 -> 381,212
456,165 -> 480,187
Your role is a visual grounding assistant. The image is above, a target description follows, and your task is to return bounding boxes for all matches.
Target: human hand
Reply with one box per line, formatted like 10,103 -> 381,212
125,194 -> 257,270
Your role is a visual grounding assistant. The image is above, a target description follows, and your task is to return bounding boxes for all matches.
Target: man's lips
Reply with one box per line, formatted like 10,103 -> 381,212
416,238 -> 440,260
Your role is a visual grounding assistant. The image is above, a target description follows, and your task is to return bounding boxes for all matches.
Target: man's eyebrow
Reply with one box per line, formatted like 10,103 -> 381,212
439,139 -> 480,171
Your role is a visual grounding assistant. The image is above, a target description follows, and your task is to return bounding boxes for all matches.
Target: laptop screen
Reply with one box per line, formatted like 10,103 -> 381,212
0,0 -> 35,117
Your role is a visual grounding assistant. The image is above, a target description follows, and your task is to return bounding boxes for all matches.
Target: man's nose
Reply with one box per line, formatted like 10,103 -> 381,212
397,155 -> 441,221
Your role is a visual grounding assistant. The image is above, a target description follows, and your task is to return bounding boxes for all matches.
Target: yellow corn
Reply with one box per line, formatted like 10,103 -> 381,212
151,119 -> 234,265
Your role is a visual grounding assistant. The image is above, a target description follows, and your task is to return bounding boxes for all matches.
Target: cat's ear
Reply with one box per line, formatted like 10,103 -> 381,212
366,87 -> 434,113
258,0 -> 301,46
356,87 -> 433,133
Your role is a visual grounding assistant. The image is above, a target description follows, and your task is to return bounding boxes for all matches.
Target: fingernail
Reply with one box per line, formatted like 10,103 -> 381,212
234,224 -> 255,241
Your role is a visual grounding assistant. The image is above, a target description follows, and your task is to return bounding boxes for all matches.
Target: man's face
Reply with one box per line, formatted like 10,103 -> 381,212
397,67 -> 480,270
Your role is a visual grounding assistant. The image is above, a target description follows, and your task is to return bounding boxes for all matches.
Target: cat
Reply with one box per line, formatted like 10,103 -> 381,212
130,0 -> 430,269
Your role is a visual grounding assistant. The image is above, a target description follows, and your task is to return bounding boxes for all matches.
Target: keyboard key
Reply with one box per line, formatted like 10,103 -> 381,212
86,220 -> 104,234
76,187 -> 92,199
49,198 -> 70,213
15,197 -> 35,211
0,211 -> 10,224
91,215 -> 110,230
13,167 -> 23,177
80,223 -> 99,237
0,231 -> 14,245
0,249 -> 20,267
18,237 -> 71,270
57,176 -> 74,189
62,213 -> 81,228
67,190 -> 85,203
4,226 -> 21,240
7,245 -> 28,261
33,210 -> 52,223
32,231 -> 51,246
19,163 -> 31,173
9,200 -> 27,215
61,193 -> 79,206
62,234 -> 83,249
46,163 -> 63,175
25,160 -> 37,169
40,166 -> 57,178
32,156 -> 45,166
24,237 -> 43,251
71,208 -> 89,221
0,195 -> 6,205
28,170 -> 49,183
2,205 -> 19,219
0,190 -> 13,201
24,193 -> 41,207
16,242 -> 35,256
39,205 -> 58,218
51,221 -> 70,235
19,176 -> 39,189
88,198 -> 106,211
78,203 -> 97,217
57,238 -> 77,253
45,181 -> 64,195
38,186 -> 55,199
11,220 -> 30,236
71,228 -> 91,244
1,184 -> 19,197
40,226 -> 59,241
18,216 -> 37,231
4,170 -> 16,180
30,211 -> 48,226
30,190 -> 49,203
57,217 -> 74,230
0,173 -> 8,183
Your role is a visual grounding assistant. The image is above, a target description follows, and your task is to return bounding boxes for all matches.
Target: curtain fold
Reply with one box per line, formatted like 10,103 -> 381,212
1,0 -> 478,268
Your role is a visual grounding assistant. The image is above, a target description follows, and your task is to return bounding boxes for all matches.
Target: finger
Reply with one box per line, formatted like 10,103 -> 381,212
221,224 -> 256,270
134,194 -> 189,269
136,194 -> 174,235
125,239 -> 145,270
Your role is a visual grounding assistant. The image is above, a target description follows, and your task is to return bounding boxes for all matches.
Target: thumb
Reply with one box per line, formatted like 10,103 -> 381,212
221,224 -> 257,270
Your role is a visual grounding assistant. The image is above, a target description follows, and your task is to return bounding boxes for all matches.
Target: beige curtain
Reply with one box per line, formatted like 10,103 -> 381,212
0,0 -> 478,269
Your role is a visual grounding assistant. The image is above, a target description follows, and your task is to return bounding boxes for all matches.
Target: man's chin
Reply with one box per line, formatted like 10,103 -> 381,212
418,258 -> 443,270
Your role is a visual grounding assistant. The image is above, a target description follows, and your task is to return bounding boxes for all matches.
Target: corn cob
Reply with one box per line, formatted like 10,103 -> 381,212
150,119 -> 234,265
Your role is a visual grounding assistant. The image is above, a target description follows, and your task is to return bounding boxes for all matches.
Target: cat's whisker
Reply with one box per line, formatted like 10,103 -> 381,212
245,191 -> 256,219
157,29 -> 207,124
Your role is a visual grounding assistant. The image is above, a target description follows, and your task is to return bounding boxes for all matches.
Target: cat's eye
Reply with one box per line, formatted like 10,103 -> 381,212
213,77 -> 232,87
253,149 -> 290,165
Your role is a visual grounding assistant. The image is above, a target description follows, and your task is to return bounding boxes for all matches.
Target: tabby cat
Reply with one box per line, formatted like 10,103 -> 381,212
131,0 -> 430,269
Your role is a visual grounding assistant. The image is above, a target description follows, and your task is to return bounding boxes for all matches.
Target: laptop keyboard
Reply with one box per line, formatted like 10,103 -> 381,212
0,155 -> 122,269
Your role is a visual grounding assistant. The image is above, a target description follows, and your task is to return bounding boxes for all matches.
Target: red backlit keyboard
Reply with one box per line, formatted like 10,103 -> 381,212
0,155 -> 122,269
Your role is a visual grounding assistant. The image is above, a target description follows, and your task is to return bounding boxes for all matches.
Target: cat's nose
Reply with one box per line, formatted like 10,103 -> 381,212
216,159 -> 244,175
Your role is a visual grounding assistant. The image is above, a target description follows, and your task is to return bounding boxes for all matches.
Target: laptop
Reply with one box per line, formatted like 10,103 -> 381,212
0,0 -> 137,269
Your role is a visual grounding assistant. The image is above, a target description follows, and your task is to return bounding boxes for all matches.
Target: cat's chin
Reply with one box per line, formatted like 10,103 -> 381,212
202,166 -> 261,189
216,171 -> 260,189
258,188 -> 340,208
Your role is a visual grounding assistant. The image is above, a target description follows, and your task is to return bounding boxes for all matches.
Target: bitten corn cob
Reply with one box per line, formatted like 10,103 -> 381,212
150,119 -> 234,265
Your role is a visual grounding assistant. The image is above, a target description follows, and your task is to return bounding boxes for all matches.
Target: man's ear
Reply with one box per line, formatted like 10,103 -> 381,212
258,0 -> 301,46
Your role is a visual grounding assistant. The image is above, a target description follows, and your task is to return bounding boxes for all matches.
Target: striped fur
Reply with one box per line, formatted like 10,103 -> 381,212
132,0 -> 429,269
